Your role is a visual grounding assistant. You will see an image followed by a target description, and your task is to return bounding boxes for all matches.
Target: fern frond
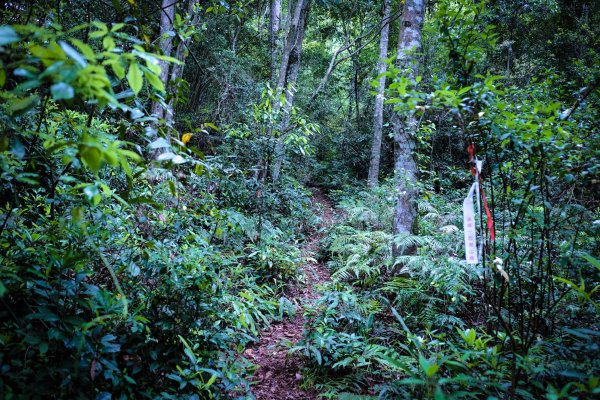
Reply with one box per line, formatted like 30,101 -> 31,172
392,233 -> 441,252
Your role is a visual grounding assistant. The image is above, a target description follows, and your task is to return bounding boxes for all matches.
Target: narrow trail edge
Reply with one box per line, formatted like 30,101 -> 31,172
247,188 -> 336,400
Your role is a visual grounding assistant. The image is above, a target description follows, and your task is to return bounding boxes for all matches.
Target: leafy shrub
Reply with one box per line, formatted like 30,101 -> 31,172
0,18 -> 313,399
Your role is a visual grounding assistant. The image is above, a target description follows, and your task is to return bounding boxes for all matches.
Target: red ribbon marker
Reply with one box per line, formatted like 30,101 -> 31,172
468,143 -> 495,241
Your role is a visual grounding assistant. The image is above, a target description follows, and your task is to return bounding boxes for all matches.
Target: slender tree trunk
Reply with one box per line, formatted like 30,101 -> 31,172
269,0 -> 282,83
367,0 -> 391,188
270,0 -> 310,183
151,0 -> 176,121
391,0 -> 425,257
165,0 -> 200,126
352,53 -> 360,125
274,0 -> 306,94
254,0 -> 287,181
271,21 -> 305,182
307,41 -> 346,105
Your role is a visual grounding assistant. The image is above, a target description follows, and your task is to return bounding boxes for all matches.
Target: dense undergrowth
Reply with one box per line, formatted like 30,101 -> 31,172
0,113 -> 315,398
0,111 -> 315,398
293,181 -> 599,399
1,0 -> 599,399
0,22 -> 317,399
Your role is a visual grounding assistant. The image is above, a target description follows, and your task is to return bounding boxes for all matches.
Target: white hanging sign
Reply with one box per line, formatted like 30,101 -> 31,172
463,182 -> 478,264
464,159 -> 484,264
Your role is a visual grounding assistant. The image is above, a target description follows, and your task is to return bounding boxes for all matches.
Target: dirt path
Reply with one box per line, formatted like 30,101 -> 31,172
247,189 -> 336,400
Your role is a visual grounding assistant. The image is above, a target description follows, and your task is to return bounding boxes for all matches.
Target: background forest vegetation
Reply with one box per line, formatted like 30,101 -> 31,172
0,0 -> 598,399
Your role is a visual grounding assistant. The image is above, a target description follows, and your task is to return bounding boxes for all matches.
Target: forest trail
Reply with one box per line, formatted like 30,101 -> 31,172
247,189 -> 336,400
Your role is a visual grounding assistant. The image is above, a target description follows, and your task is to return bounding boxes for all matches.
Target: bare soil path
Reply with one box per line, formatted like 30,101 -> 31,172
247,188 -> 336,400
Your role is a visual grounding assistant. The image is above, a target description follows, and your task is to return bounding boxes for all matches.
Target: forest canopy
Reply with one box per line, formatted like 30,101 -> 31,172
0,0 -> 598,399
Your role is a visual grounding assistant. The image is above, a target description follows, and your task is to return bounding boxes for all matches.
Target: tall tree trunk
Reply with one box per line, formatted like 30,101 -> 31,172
352,52 -> 360,125
165,0 -> 200,127
391,0 -> 425,257
254,0 -> 288,182
367,0 -> 391,188
270,0 -> 310,183
151,0 -> 176,121
269,0 -> 282,83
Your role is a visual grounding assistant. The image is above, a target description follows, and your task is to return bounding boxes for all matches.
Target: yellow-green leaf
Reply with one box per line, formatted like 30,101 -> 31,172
79,146 -> 103,174
111,60 -> 125,79
103,36 -> 116,51
9,95 -> 40,115
91,21 -> 108,33
70,39 -> 96,61
59,40 -> 87,67
145,59 -> 161,75
110,23 -> 126,32
89,30 -> 106,39
144,70 -> 164,92
127,62 -> 143,95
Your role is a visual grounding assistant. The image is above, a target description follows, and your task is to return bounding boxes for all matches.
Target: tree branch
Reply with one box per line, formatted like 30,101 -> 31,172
561,78 -> 599,120
306,8 -> 403,107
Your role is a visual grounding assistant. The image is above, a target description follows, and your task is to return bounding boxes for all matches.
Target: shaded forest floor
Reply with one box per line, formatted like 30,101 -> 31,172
247,189 -> 336,400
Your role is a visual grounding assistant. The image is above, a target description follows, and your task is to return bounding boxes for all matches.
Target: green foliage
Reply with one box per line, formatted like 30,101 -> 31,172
289,286 -> 392,371
295,172 -> 598,399
1,0 -> 598,398
0,7 -> 315,399
246,239 -> 301,284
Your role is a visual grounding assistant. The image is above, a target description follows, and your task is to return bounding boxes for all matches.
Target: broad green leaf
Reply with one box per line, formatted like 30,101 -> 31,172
0,26 -> 19,46
128,263 -> 140,277
50,82 -> 75,100
129,196 -> 160,207
91,21 -> 109,34
312,348 -> 322,365
204,122 -> 219,131
582,254 -> 600,270
110,23 -> 126,32
419,355 -> 439,378
154,53 -> 183,64
157,152 -> 175,161
399,377 -> 425,385
70,39 -> 95,61
103,36 -> 116,51
67,23 -> 88,34
145,60 -> 161,75
80,146 -> 103,173
16,172 -> 39,185
149,137 -> 170,149
9,95 -> 39,115
59,40 -> 87,67
26,311 -> 60,322
39,342 -> 49,354
434,386 -> 445,400
83,184 -> 101,205
120,157 -> 132,176
103,147 -> 118,166
127,62 -> 143,95
172,155 -> 186,164
144,70 -> 164,91
119,149 -> 141,161
89,30 -> 106,39
109,60 -> 125,79
379,354 -> 410,371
